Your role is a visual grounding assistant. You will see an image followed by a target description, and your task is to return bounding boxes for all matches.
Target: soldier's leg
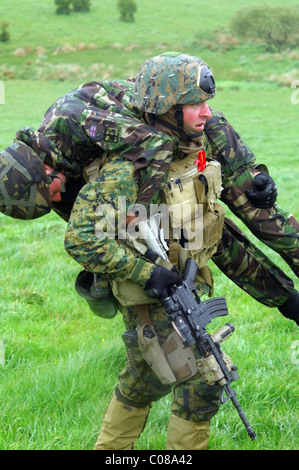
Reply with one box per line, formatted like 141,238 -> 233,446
95,299 -> 219,450
94,302 -> 173,450
166,378 -> 222,450
221,167 -> 299,278
147,303 -> 221,450
165,414 -> 210,450
94,389 -> 151,450
213,218 -> 299,325
148,305 -> 222,451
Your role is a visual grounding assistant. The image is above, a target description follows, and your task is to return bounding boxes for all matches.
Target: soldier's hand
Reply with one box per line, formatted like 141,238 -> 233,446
245,172 -> 277,208
144,265 -> 182,300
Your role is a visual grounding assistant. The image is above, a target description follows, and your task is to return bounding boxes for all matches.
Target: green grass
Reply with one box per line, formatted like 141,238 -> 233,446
0,0 -> 298,83
0,0 -> 298,451
1,0 -> 292,50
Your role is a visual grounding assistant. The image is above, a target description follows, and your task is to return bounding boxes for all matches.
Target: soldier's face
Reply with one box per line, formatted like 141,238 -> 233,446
182,102 -> 211,131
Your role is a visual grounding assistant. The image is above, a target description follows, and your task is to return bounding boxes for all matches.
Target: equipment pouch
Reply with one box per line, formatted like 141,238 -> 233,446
163,155 -> 199,227
137,324 -> 177,385
193,160 -> 223,212
75,270 -> 118,319
162,331 -> 198,383
137,325 -> 198,385
111,279 -> 159,307
190,202 -> 225,265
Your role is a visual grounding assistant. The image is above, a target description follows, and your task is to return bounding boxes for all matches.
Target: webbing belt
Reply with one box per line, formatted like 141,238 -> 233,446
136,304 -> 152,326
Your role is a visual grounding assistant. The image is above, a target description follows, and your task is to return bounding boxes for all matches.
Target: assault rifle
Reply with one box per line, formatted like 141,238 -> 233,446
147,256 -> 257,441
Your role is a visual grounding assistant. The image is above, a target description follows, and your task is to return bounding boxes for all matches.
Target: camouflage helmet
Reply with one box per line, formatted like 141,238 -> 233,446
0,140 -> 51,220
133,52 -> 216,114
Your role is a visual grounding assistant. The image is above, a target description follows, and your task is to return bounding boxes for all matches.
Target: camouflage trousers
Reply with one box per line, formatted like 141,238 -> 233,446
117,301 -> 223,423
213,167 -> 299,307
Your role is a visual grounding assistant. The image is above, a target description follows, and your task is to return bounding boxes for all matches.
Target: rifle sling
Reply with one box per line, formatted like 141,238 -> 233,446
136,304 -> 153,326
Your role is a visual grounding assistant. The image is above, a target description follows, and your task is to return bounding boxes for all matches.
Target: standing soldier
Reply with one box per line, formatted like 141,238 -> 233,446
0,52 -> 298,449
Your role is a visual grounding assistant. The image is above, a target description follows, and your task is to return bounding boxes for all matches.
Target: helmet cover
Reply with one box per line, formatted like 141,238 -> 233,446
133,52 -> 216,114
0,140 -> 51,220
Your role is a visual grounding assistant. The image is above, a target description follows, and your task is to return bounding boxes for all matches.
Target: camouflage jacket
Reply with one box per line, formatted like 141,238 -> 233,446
16,79 -> 256,285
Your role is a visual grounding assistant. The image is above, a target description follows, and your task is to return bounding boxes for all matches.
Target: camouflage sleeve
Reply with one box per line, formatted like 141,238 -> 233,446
33,80 -> 174,209
205,108 -> 256,178
64,154 -> 155,286
79,104 -> 174,209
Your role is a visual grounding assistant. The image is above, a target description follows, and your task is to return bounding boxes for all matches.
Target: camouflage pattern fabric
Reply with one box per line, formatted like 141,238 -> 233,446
118,301 -> 222,422
17,80 -> 175,213
0,140 -> 51,219
204,109 -> 256,178
213,218 -> 294,307
220,169 -> 299,278
65,153 -> 155,286
204,111 -> 299,278
133,52 -> 215,115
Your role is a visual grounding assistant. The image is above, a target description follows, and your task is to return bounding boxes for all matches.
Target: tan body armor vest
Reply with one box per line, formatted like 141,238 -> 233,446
111,154 -> 225,306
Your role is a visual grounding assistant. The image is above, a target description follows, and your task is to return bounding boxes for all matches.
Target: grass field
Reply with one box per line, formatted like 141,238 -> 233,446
0,0 -> 298,451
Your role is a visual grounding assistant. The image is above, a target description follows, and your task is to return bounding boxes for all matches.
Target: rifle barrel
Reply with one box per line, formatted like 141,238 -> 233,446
224,384 -> 257,441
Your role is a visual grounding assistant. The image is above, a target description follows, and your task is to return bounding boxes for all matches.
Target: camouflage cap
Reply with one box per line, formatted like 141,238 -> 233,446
0,140 -> 51,220
133,52 -> 216,114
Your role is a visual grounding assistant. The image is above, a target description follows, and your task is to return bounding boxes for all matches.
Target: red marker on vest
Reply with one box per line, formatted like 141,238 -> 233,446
194,150 -> 206,172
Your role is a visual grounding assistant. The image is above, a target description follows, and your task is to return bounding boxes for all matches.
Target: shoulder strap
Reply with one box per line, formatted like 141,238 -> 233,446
136,304 -> 153,326
83,156 -> 107,182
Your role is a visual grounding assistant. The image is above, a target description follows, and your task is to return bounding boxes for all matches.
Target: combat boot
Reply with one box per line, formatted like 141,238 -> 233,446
165,414 -> 210,450
94,391 -> 150,450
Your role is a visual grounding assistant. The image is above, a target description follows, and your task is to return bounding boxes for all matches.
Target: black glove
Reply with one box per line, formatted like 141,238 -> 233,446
144,265 -> 182,299
245,172 -> 278,208
278,289 -> 299,326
